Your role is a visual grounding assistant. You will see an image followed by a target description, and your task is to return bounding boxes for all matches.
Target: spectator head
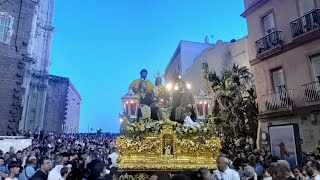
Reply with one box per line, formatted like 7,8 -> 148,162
171,174 -> 191,180
4,152 -> 10,161
54,154 -> 64,165
150,172 -> 170,180
61,152 -> 69,164
16,151 -> 22,160
8,161 -> 20,176
241,158 -> 249,168
217,156 -> 230,171
244,166 -> 255,178
199,167 -> 212,180
60,167 -> 71,179
306,160 -> 320,177
248,155 -> 256,167
27,156 -> 37,166
50,151 -> 56,159
270,162 -> 277,175
92,163 -> 107,178
276,160 -> 291,179
0,157 -> 4,166
293,166 -> 303,178
22,149 -> 27,155
107,157 -> 112,165
233,158 -> 242,170
9,147 -> 15,154
32,147 -> 40,154
39,157 -> 51,172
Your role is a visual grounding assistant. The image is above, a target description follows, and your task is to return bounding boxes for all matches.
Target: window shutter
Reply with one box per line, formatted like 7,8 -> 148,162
272,69 -> 285,88
262,13 -> 275,35
0,16 -> 10,43
299,0 -> 315,14
311,55 -> 320,79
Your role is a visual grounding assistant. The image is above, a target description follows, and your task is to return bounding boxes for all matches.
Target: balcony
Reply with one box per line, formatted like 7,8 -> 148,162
263,89 -> 294,111
291,9 -> 320,38
302,81 -> 320,102
256,30 -> 282,55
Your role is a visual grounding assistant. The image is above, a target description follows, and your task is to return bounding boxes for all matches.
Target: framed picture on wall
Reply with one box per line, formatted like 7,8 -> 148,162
269,124 -> 302,168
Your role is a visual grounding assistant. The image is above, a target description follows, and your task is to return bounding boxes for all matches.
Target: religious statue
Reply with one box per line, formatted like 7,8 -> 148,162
129,69 -> 155,119
170,78 -> 196,123
150,74 -> 172,120
129,69 -> 155,106
183,114 -> 200,128
164,145 -> 172,155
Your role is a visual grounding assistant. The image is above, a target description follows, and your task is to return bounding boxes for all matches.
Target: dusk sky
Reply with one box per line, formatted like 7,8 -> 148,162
49,0 -> 248,133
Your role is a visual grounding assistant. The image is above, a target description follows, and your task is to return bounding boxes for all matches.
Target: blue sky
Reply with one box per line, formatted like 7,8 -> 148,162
49,0 -> 248,133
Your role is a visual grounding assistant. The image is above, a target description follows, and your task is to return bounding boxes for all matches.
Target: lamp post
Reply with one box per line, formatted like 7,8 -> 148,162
194,91 -> 212,120
121,90 -> 140,121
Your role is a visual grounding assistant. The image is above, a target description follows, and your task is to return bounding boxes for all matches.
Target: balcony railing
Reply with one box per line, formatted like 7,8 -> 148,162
256,30 -> 282,54
291,9 -> 320,37
302,81 -> 320,102
263,89 -> 293,110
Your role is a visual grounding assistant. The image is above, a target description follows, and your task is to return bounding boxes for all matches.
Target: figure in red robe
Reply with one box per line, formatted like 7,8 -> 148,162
279,141 -> 289,159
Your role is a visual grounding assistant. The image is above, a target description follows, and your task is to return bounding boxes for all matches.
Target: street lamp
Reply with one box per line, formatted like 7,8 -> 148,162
121,90 -> 140,121
194,91 -> 212,120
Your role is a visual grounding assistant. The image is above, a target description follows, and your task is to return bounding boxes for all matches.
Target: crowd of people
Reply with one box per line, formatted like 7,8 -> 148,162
0,132 -> 319,180
0,133 -> 118,180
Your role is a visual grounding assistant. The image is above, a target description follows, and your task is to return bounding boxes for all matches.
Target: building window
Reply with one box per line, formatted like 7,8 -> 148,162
311,54 -> 320,81
271,67 -> 286,92
262,12 -> 275,35
298,0 -> 315,15
0,14 -> 12,44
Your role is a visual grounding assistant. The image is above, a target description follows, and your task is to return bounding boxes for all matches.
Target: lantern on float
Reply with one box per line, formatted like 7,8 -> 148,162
194,91 -> 212,120
121,90 -> 140,120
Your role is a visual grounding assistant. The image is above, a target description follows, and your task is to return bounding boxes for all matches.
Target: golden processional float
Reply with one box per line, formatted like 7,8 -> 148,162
115,74 -> 221,179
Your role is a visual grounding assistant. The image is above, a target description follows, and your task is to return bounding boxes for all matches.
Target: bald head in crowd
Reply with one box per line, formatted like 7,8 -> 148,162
276,160 -> 292,179
217,156 -> 230,171
54,154 -> 64,165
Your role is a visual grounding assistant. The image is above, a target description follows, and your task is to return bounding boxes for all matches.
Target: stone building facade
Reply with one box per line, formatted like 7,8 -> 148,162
183,37 -> 250,94
42,75 -> 81,135
241,0 -> 320,152
165,37 -> 250,95
165,40 -> 213,83
0,0 -> 49,135
0,0 -> 81,135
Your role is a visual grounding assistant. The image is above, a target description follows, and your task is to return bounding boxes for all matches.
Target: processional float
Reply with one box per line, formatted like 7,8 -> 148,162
115,74 -> 221,180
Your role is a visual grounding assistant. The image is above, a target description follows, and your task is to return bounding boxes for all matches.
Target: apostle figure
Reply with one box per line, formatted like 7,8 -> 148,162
129,69 -> 154,106
170,78 -> 196,123
150,76 -> 171,120
129,69 -> 155,119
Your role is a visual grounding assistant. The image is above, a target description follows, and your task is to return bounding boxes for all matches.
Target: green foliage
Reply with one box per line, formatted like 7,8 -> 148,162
202,62 -> 258,140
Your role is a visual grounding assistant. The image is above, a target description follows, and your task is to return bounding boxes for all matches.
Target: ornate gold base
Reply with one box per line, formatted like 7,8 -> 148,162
116,162 -> 217,171
116,120 -> 221,173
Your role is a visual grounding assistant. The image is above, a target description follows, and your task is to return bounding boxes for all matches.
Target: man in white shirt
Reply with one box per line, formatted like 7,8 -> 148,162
213,156 -> 240,180
48,154 -> 64,180
107,148 -> 119,165
306,160 -> 320,180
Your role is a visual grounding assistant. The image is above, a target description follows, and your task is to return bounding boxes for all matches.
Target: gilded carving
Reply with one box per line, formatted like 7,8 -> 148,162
116,120 -> 221,171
